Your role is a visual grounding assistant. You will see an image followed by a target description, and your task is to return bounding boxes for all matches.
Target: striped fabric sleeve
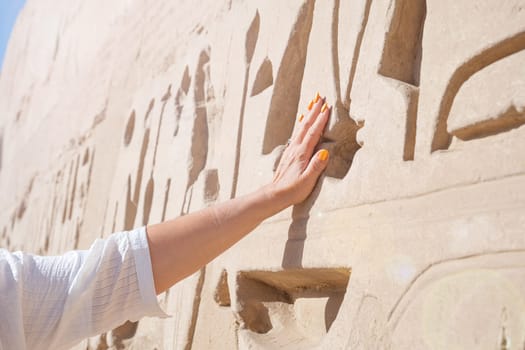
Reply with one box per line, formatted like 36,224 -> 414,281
0,226 -> 168,350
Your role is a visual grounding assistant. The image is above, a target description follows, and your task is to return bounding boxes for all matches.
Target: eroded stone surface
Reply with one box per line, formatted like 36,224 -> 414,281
0,0 -> 524,349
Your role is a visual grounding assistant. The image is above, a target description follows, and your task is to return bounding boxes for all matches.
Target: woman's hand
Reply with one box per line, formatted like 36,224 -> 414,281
267,93 -> 331,208
147,93 -> 331,293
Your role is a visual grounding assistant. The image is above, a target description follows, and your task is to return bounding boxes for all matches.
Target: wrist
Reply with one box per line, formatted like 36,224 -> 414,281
258,183 -> 292,216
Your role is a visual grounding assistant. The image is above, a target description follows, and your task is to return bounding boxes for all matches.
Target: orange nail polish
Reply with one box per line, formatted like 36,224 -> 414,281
298,114 -> 304,122
321,103 -> 329,113
314,92 -> 320,103
308,100 -> 314,110
318,149 -> 329,161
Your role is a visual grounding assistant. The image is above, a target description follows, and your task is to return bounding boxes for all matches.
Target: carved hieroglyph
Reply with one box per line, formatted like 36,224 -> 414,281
0,0 -> 524,349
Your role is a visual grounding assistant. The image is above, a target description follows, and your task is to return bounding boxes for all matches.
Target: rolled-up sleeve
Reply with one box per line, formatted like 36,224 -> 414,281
0,227 -> 168,350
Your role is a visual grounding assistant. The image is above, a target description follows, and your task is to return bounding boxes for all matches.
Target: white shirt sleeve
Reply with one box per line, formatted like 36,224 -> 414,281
0,226 -> 168,350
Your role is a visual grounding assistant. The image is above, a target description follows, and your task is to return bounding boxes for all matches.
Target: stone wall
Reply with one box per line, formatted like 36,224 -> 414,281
1,0 -> 524,349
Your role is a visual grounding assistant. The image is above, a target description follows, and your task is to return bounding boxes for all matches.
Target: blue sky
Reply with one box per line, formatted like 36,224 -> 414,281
0,0 -> 26,71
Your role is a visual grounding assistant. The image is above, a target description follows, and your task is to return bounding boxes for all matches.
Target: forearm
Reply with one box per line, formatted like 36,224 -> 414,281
146,185 -> 285,294
146,93 -> 330,294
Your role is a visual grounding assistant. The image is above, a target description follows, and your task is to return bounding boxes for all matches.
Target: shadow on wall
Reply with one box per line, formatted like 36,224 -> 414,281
281,177 -> 324,269
261,0 -> 314,157
430,32 -> 525,152
377,0 -> 425,161
230,10 -> 260,199
378,0 -> 525,159
231,268 -> 351,347
262,0 -> 364,180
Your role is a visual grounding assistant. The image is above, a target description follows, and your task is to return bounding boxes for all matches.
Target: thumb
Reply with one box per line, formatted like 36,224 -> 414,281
303,149 -> 329,180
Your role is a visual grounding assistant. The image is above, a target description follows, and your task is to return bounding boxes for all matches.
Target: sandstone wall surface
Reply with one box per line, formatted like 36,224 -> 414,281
1,0 -> 524,349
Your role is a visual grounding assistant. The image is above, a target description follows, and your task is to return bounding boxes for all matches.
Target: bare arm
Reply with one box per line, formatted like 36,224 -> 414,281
147,94 -> 330,294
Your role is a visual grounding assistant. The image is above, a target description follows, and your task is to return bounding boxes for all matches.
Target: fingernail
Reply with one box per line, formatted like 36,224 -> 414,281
298,114 -> 304,122
308,100 -> 314,110
314,92 -> 320,103
321,103 -> 329,113
318,149 -> 329,161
